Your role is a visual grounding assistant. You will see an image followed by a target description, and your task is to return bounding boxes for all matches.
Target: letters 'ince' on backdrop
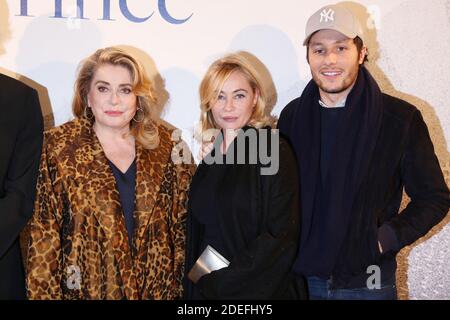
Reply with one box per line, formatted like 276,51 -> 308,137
17,0 -> 193,24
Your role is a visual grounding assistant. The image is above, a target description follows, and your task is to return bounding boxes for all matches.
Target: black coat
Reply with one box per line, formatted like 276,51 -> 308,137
278,93 -> 450,288
0,74 -> 43,299
184,127 -> 306,299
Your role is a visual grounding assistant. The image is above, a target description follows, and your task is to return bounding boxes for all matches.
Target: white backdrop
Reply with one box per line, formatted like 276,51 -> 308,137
0,0 -> 449,299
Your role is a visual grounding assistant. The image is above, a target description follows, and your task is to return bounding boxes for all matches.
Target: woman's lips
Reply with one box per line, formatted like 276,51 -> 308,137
105,111 -> 124,117
222,116 -> 238,122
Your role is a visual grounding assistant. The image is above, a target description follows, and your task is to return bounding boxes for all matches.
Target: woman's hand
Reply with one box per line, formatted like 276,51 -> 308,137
198,141 -> 214,161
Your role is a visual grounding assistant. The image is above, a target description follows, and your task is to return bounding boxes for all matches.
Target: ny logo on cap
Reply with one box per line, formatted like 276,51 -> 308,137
320,8 -> 335,23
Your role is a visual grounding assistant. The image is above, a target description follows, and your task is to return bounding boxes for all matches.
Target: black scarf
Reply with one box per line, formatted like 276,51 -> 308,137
293,66 -> 383,281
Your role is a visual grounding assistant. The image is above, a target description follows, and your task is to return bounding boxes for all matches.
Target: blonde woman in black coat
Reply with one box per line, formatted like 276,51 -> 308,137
184,52 -> 306,300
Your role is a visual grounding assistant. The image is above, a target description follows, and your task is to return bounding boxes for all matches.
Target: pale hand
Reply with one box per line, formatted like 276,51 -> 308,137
198,141 -> 214,161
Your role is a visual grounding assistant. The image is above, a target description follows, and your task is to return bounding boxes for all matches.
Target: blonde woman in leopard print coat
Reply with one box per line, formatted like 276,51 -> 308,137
26,47 -> 195,300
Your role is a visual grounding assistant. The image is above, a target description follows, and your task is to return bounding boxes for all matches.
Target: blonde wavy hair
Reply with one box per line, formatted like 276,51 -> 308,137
199,52 -> 274,133
72,46 -> 159,149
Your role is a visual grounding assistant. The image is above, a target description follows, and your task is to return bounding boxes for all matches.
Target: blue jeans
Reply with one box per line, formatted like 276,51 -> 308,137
306,276 -> 397,300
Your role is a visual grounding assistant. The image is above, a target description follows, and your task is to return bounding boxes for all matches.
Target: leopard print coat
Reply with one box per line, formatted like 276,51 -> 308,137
26,117 -> 195,299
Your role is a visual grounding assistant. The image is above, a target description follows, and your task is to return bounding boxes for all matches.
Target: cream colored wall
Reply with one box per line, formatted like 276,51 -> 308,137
0,0 -> 448,299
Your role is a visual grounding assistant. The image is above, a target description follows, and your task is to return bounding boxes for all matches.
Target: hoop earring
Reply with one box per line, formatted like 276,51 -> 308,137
84,106 -> 93,120
133,107 -> 144,123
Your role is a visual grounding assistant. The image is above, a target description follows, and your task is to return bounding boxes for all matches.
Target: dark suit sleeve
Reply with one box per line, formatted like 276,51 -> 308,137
0,88 -> 43,258
383,110 -> 449,252
197,138 -> 300,299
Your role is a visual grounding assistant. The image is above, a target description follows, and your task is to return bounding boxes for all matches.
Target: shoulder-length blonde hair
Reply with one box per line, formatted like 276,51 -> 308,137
72,46 -> 159,149
199,52 -> 274,133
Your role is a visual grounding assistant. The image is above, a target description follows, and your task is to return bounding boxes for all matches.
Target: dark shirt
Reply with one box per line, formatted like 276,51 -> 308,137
320,106 -> 345,184
296,105 -> 348,278
109,159 -> 136,250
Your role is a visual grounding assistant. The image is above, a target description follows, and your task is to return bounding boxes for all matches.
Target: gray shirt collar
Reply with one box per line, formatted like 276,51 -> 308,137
318,97 -> 347,108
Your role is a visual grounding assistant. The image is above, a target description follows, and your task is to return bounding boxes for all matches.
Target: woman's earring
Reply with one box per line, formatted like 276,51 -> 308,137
133,106 -> 144,123
84,106 -> 93,120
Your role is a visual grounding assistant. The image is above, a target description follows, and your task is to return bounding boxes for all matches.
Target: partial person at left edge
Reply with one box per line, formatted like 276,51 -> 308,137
0,73 -> 44,299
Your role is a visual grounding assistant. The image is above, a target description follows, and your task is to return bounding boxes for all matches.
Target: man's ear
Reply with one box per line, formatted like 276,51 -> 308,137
359,46 -> 368,64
